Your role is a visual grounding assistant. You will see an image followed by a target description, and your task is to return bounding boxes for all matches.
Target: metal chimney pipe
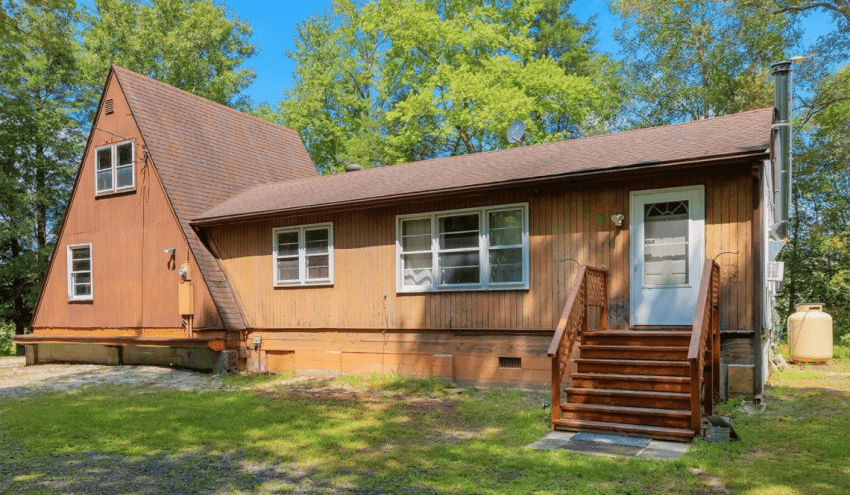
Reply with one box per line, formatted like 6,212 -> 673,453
770,61 -> 792,241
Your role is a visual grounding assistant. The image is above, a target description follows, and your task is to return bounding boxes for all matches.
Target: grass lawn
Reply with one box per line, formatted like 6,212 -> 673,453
1,353 -> 849,495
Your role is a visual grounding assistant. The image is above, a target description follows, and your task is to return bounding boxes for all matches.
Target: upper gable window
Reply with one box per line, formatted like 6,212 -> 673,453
95,141 -> 135,194
273,223 -> 334,286
67,243 -> 92,301
397,203 -> 529,292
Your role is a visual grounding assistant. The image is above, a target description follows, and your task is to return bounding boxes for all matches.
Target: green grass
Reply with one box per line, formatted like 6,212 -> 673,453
2,365 -> 849,494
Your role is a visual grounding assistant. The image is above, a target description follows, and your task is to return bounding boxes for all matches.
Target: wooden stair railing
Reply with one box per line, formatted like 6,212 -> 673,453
547,265 -> 608,428
687,260 -> 721,434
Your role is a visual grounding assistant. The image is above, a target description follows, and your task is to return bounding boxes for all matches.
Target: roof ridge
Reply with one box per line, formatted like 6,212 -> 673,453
320,107 -> 776,171
243,107 -> 775,185
110,65 -> 301,138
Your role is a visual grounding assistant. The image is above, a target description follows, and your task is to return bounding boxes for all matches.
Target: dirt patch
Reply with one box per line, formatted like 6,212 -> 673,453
0,357 -> 224,398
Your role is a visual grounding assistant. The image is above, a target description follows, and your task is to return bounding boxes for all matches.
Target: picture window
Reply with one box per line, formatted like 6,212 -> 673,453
397,203 -> 529,292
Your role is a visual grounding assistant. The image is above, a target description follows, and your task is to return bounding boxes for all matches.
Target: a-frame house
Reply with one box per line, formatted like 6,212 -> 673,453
19,66 -> 316,368
19,65 -> 792,441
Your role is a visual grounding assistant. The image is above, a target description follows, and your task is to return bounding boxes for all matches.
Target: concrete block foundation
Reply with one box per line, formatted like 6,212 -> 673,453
23,343 -> 220,372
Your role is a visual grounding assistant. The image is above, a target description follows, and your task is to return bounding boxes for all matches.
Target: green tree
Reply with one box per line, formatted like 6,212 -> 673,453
278,0 -> 603,174
782,66 -> 850,339
0,0 -> 84,340
83,0 -> 257,109
612,0 -> 794,126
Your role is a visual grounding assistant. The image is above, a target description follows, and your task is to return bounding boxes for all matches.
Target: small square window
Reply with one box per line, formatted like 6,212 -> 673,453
273,223 -> 333,286
95,141 -> 134,194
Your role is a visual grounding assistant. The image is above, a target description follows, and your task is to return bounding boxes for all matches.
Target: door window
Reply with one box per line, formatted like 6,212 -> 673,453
643,200 -> 689,285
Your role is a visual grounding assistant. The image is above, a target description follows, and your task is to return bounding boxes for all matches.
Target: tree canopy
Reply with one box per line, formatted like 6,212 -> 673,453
612,0 -> 794,126
82,0 -> 257,109
276,0 -> 608,173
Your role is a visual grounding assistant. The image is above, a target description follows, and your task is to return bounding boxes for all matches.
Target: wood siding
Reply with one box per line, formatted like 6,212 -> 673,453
31,72 -> 223,332
209,163 -> 755,333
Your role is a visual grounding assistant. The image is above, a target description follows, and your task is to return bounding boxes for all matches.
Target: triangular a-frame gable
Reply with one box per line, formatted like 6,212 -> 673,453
32,66 -> 318,331
111,66 -> 318,330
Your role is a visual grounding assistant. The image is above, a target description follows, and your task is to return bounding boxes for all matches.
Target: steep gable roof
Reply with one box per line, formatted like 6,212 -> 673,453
194,108 -> 773,224
112,66 -> 317,329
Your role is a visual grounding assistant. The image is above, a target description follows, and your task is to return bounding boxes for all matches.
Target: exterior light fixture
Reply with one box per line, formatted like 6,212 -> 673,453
611,214 -> 624,227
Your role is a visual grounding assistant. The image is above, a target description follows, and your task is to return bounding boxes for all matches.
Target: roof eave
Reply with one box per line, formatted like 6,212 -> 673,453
191,147 -> 769,228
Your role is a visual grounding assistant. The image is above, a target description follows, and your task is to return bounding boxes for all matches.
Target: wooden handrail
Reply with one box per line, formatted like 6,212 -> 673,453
548,265 -> 608,428
687,259 -> 721,434
548,265 -> 587,358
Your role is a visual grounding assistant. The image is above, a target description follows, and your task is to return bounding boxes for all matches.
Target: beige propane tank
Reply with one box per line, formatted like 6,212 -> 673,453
787,303 -> 833,363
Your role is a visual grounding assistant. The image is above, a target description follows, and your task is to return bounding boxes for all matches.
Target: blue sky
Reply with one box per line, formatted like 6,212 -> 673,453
225,0 -> 834,106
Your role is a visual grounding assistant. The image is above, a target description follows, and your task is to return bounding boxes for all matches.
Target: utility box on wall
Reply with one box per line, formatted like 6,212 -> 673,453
178,283 -> 194,315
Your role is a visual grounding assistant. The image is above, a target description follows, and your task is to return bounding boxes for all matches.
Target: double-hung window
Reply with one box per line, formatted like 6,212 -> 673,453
95,141 -> 135,194
67,244 -> 92,301
273,223 -> 333,286
397,203 -> 528,292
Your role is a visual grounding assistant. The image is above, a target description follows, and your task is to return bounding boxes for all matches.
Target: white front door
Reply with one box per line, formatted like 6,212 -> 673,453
630,186 -> 705,326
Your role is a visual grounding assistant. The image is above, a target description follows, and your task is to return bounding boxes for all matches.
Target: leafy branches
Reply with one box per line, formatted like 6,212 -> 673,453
277,0 -> 606,174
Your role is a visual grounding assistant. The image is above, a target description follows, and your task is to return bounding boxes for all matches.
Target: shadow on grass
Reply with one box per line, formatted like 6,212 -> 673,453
0,384 -> 706,494
689,382 -> 850,495
0,446 -> 326,494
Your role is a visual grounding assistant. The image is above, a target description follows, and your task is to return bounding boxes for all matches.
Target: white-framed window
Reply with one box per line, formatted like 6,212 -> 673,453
95,141 -> 135,194
273,223 -> 334,286
67,243 -> 92,301
397,203 -> 529,292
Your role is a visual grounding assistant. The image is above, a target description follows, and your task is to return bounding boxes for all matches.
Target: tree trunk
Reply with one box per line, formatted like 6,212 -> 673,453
10,237 -> 26,355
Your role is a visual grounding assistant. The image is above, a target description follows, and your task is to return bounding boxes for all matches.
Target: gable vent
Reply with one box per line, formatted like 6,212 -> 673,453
499,356 -> 521,369
104,99 -> 114,114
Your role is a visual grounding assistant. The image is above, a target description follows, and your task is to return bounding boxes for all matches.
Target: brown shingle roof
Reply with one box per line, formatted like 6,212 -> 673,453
113,66 -> 317,330
194,108 -> 773,225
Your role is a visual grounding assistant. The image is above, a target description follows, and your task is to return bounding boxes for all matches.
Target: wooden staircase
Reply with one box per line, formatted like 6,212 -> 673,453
548,262 -> 721,443
553,329 -> 695,441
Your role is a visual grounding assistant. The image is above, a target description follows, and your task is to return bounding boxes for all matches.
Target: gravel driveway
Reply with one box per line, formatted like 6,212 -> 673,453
0,356 -> 225,398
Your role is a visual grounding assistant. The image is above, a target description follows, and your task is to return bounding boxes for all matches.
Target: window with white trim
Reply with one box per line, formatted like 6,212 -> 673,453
67,244 -> 92,301
397,204 -> 529,292
273,223 -> 334,285
95,141 -> 135,194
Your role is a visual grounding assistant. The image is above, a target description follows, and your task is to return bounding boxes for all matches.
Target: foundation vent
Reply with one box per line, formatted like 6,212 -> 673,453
499,356 -> 521,369
105,98 -> 114,114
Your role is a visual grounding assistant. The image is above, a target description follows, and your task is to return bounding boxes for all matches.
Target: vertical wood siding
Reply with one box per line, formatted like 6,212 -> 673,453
31,72 -> 223,332
210,163 -> 755,332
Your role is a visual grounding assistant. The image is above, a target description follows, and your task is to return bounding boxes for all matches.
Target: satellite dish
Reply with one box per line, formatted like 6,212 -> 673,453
507,120 -> 526,144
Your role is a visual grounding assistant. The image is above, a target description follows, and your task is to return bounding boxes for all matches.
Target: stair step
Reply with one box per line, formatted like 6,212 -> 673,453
571,373 -> 690,393
579,345 -> 688,361
564,387 -> 691,409
583,330 -> 691,347
559,403 -> 691,429
575,358 -> 690,377
552,418 -> 695,442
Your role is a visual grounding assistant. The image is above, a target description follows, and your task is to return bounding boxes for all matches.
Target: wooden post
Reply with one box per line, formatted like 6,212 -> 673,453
551,355 -> 560,427
690,359 -> 701,434
712,303 -> 721,405
599,272 -> 608,331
